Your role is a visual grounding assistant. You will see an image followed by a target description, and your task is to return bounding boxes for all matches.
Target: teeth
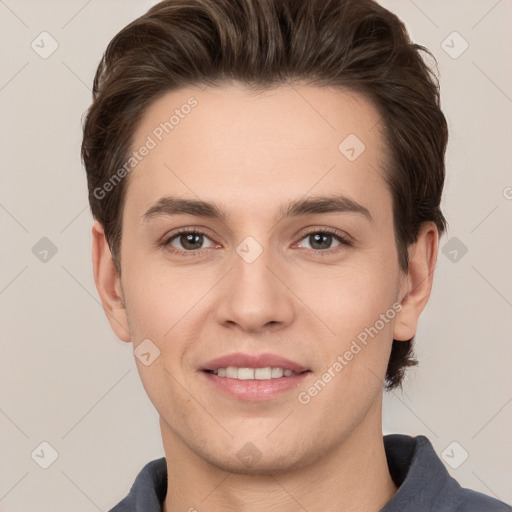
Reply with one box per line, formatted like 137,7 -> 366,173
226,366 -> 238,378
210,367 -> 298,380
254,367 -> 271,380
271,367 -> 284,378
237,367 -> 254,380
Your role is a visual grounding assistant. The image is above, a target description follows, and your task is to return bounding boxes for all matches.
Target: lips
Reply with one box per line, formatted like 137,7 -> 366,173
202,353 -> 309,374
200,352 -> 311,401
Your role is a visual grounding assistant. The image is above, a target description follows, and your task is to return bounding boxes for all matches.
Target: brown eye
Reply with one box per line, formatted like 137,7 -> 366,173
176,233 -> 204,250
163,230 -> 216,253
297,230 -> 352,252
308,233 -> 335,250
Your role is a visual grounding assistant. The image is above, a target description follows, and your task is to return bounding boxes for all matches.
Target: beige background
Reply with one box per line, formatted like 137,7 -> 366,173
1,0 -> 511,510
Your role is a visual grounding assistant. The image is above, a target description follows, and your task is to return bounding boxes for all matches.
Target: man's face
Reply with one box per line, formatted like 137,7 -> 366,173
114,84 -> 407,472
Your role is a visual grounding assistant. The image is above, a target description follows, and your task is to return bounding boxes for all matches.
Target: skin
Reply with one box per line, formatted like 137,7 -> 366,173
92,83 -> 438,512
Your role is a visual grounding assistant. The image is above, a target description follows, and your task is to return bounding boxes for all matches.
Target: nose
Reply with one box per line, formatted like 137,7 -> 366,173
215,243 -> 295,334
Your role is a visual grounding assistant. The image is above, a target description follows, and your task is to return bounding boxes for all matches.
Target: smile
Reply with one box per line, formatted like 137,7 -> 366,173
206,367 -> 302,380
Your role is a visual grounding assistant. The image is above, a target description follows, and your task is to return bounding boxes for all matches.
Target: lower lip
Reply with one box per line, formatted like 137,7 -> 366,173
201,371 -> 310,401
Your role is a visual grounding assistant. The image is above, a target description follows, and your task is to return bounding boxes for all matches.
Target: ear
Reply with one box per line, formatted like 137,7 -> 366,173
393,221 -> 439,341
91,221 -> 131,342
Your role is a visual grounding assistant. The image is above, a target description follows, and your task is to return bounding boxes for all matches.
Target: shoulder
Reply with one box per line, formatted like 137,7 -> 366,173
448,487 -> 512,512
108,457 -> 167,512
382,434 -> 511,512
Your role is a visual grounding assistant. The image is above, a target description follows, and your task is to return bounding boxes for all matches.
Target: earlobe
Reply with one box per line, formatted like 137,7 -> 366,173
91,221 -> 131,342
393,222 -> 439,341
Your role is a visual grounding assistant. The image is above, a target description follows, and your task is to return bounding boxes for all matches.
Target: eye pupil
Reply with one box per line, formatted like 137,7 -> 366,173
310,233 -> 332,250
181,233 -> 203,250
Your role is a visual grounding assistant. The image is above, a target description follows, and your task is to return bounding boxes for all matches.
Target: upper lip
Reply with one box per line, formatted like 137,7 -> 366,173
202,353 -> 309,373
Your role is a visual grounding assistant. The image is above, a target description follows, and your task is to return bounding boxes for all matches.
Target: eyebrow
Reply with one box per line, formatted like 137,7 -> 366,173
142,194 -> 373,223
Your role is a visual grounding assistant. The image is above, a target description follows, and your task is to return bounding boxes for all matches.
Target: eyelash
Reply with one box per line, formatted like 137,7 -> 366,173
160,227 -> 353,258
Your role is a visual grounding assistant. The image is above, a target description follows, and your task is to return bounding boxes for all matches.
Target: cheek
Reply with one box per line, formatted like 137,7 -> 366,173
121,256 -> 210,340
296,257 -> 399,391
299,257 -> 399,332
303,270 -> 397,407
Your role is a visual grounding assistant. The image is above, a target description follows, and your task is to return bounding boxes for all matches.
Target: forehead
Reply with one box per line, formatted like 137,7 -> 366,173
125,83 -> 390,221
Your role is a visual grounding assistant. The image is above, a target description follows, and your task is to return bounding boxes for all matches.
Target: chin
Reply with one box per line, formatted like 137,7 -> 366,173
196,441 -> 320,476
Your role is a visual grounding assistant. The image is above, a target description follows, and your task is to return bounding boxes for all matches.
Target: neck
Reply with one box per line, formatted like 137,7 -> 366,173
161,402 -> 397,512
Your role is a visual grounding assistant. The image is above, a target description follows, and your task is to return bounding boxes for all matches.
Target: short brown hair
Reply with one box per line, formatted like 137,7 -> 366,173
82,0 -> 448,390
